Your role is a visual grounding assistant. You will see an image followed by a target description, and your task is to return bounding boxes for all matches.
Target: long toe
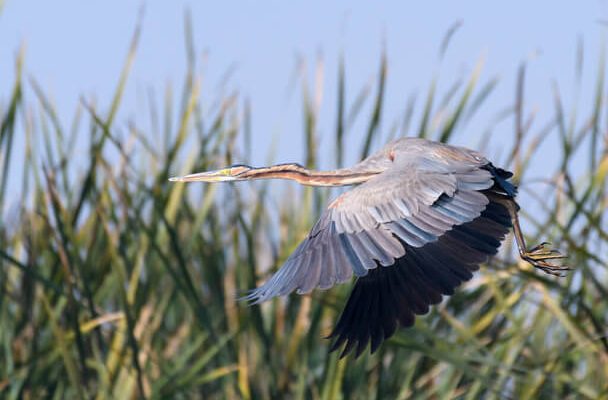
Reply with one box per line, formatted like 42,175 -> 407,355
521,243 -> 571,277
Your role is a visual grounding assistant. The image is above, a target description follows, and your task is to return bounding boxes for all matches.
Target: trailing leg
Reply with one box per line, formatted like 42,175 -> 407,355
500,199 -> 570,276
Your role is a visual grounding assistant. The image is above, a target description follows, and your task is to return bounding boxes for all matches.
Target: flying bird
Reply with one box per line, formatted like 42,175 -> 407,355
170,137 -> 569,358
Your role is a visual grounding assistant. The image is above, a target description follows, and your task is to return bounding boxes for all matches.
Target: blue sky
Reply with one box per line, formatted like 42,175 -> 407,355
1,1 -> 607,184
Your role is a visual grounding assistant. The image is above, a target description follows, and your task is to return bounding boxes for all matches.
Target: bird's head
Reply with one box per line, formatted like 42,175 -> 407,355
169,164 -> 253,182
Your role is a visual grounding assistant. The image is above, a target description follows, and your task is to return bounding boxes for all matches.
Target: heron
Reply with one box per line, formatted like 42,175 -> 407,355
170,137 -> 569,358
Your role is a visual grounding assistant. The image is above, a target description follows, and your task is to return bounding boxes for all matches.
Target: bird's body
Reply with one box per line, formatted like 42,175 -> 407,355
170,137 -> 568,358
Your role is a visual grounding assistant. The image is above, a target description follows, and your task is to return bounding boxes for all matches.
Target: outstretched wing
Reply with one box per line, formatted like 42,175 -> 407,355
328,189 -> 513,358
243,155 -> 495,304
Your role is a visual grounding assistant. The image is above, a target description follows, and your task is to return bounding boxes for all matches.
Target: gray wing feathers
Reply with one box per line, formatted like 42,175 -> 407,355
330,166 -> 492,233
245,155 -> 494,303
330,171 -> 458,232
386,189 -> 488,248
456,169 -> 495,191
245,221 -> 406,303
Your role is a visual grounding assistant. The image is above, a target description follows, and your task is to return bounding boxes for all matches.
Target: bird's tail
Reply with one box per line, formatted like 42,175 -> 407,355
483,163 -> 518,197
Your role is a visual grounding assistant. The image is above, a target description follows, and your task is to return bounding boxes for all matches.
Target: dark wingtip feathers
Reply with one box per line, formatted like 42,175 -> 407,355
328,194 -> 513,359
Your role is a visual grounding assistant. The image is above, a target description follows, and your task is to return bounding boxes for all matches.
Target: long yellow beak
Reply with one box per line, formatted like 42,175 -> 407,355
169,168 -> 237,182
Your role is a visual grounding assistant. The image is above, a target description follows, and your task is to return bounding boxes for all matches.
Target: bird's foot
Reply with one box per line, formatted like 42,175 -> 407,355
520,242 -> 571,277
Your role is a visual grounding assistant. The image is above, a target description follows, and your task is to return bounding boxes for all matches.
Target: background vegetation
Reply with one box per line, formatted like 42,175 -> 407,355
1,17 -> 607,400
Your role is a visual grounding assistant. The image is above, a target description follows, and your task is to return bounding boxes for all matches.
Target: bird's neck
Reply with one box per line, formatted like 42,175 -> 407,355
239,163 -> 377,187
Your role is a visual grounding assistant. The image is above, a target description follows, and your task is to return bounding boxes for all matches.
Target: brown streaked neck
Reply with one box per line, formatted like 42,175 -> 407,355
238,163 -> 378,186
